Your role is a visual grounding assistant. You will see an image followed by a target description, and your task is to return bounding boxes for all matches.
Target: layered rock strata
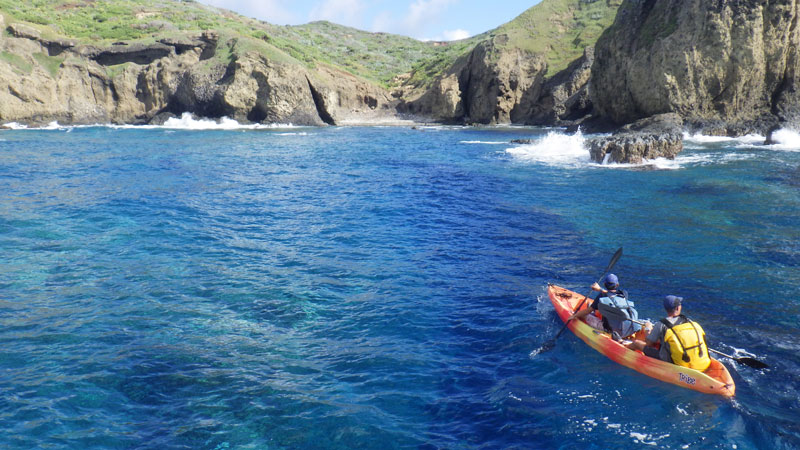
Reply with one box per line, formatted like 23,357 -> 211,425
592,0 -> 800,133
0,25 -> 395,126
400,37 -> 594,126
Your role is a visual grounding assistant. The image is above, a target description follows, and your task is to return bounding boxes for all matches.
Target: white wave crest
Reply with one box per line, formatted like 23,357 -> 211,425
683,132 -> 765,146
766,128 -> 800,151
684,128 -> 800,152
2,122 -> 29,130
3,121 -> 68,130
160,113 -> 293,130
461,140 -> 508,145
5,113 -> 298,131
506,130 -> 591,167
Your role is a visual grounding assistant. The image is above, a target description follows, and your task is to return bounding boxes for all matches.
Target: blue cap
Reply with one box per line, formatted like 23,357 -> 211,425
604,273 -> 619,288
664,295 -> 683,311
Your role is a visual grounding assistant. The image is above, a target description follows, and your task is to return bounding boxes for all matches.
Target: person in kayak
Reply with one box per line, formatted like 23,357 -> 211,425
629,295 -> 711,371
568,274 -> 642,340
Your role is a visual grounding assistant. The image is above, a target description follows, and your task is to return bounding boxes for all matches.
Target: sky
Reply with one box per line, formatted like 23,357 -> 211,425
196,0 -> 541,41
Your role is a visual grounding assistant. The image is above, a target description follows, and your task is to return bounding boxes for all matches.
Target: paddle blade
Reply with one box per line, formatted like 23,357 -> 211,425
605,247 -> 623,274
737,357 -> 768,369
537,339 -> 556,354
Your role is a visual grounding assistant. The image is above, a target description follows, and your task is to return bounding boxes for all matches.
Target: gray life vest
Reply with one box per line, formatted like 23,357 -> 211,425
597,293 -> 642,338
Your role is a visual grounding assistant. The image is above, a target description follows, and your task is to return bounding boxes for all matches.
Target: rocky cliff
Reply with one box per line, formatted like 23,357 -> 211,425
0,22 -> 395,126
399,0 -> 621,126
0,0 -> 624,128
399,37 -> 547,124
400,39 -> 595,126
592,0 -> 800,133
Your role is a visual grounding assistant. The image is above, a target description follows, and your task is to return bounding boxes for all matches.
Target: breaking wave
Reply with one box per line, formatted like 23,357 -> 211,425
683,132 -> 765,147
765,128 -> 800,151
684,128 -> 800,152
505,130 -> 591,167
3,113 -> 298,131
505,130 -> 685,170
461,140 -> 509,145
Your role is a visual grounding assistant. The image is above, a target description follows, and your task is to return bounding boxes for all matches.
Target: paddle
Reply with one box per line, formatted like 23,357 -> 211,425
538,247 -> 623,353
620,318 -> 769,369
708,348 -> 769,369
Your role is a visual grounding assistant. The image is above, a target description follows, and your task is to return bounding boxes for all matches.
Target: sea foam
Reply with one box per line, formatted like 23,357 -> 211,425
683,132 -> 765,146
2,122 -> 29,130
128,113 -> 297,130
766,128 -> 800,151
506,130 -> 591,167
4,113 -> 297,131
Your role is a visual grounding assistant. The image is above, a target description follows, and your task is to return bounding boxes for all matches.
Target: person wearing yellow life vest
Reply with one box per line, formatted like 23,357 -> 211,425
629,295 -> 711,371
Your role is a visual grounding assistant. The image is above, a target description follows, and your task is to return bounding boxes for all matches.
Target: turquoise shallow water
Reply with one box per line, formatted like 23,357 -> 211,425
0,125 -> 799,449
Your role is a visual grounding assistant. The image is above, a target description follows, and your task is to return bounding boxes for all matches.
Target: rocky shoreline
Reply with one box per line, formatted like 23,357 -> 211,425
3,0 -> 800,163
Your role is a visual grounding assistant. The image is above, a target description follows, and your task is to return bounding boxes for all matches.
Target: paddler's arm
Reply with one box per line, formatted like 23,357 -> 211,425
569,307 -> 593,321
568,284 -> 604,321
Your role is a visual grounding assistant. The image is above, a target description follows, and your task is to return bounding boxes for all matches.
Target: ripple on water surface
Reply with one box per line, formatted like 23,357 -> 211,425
0,126 -> 798,449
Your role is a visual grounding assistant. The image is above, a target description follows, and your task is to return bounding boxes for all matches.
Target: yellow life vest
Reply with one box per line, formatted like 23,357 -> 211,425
661,316 -> 711,372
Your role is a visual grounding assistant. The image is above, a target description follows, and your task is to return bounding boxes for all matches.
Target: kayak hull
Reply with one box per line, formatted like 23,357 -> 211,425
548,284 -> 735,397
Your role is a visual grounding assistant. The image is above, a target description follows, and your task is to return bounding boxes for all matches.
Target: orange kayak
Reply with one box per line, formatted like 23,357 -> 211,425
548,284 -> 735,397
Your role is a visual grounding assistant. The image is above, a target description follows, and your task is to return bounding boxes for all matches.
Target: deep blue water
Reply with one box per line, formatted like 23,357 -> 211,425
1,125 -> 799,449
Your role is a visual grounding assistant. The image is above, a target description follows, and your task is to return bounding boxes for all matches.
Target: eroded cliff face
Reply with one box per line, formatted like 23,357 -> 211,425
0,23 -> 395,126
592,0 -> 800,130
399,37 -> 546,124
400,36 -> 596,126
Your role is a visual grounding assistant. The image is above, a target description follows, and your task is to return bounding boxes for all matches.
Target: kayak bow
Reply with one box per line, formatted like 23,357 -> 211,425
548,284 -> 735,397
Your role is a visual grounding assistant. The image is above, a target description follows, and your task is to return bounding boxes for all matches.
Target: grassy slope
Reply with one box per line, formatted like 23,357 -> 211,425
263,20 -> 484,88
495,0 -> 623,76
0,0 -> 621,86
0,0 -> 469,87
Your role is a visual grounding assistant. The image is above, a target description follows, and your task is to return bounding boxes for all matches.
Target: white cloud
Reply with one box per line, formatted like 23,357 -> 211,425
371,0 -> 461,40
200,0 -> 297,25
370,11 -> 393,34
418,29 -> 472,42
442,29 -> 470,41
309,0 -> 367,28
403,0 -> 458,36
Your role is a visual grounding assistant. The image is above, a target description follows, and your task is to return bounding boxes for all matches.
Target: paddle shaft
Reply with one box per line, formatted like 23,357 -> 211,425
625,320 -> 768,369
708,348 -> 768,369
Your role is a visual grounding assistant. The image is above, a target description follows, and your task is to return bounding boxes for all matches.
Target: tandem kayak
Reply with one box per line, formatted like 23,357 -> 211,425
548,284 -> 735,397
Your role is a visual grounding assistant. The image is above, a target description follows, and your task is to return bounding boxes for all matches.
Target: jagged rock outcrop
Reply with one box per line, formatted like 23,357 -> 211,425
592,0 -> 800,132
400,36 -> 548,124
589,113 -> 684,163
402,38 -> 599,127
463,38 -> 547,124
306,65 -> 396,125
520,46 -> 595,126
0,24 -> 397,126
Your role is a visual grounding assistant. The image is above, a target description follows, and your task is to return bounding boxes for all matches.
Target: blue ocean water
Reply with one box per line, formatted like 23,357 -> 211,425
0,123 -> 799,449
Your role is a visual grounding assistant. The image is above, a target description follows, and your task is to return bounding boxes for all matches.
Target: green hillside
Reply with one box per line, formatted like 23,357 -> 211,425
0,0 -> 474,87
262,21 -> 484,87
494,0 -> 623,75
0,0 -> 621,87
